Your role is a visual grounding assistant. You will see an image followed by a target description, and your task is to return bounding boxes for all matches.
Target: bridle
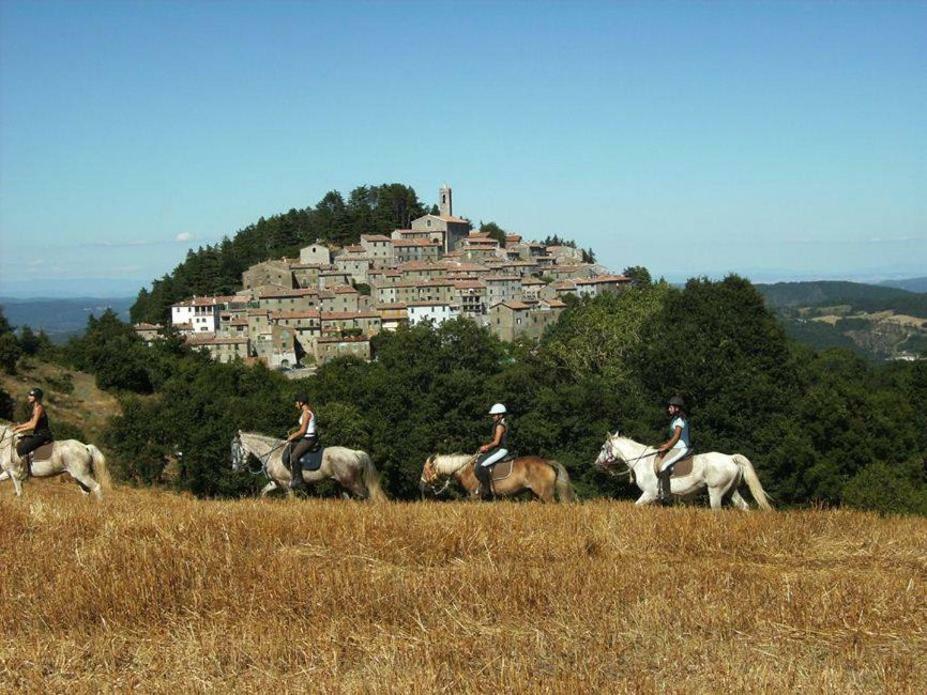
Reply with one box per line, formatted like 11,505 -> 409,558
420,455 -> 475,497
597,437 -> 658,480
233,435 -> 287,477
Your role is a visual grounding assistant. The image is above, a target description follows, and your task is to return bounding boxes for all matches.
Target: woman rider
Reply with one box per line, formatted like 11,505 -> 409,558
474,403 -> 510,500
285,393 -> 317,490
12,387 -> 54,462
655,395 -> 691,504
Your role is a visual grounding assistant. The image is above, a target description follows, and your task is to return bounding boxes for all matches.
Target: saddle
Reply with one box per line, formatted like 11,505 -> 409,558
654,452 -> 695,479
298,440 -> 325,472
490,452 -> 517,482
29,442 -> 56,463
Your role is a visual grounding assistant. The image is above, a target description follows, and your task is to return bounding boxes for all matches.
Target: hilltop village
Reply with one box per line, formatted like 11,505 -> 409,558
133,186 -> 630,370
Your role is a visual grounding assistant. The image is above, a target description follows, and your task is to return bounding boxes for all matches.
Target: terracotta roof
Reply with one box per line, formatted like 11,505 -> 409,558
187,335 -> 249,346
484,275 -> 521,282
521,277 -> 546,285
321,311 -> 380,321
133,322 -> 162,330
269,310 -> 321,320
375,302 -> 408,310
543,299 -> 567,308
453,280 -> 486,290
392,239 -> 441,247
332,285 -> 359,294
406,300 -> 457,308
574,275 -> 632,285
317,335 -> 370,344
228,318 -> 250,326
172,296 -> 223,307
551,280 -> 577,289
497,301 -> 532,311
361,234 -> 392,242
258,288 -> 320,299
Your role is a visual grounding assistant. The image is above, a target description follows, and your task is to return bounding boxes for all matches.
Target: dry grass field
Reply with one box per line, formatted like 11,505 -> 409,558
1,484 -> 925,693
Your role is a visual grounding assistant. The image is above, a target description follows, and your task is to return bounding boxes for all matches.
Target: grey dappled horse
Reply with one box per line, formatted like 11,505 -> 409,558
0,424 -> 111,499
231,430 -> 386,501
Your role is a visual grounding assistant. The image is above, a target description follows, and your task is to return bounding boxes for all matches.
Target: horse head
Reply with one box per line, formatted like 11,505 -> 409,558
230,431 -> 247,472
594,431 -> 622,471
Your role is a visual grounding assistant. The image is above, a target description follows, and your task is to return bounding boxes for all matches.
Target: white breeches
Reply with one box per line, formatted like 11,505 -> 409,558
659,447 -> 690,473
480,448 -> 509,467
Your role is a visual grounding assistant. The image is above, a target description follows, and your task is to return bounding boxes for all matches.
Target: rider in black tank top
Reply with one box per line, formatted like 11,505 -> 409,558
13,387 -> 54,458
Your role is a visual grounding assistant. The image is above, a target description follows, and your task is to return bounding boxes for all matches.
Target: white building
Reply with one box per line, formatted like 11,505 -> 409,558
406,300 -> 459,326
171,297 -> 223,333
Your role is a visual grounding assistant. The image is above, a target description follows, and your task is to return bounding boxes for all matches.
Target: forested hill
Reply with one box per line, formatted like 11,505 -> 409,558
756,281 -> 927,318
130,184 -> 429,324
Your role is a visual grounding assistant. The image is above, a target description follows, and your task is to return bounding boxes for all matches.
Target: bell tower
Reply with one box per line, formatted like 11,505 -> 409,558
439,184 -> 453,217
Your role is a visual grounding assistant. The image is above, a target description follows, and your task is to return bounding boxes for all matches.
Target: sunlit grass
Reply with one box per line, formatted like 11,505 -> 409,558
1,484 -> 924,692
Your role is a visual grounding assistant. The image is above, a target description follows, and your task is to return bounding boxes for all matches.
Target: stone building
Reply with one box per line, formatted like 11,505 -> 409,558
573,275 -> 632,298
242,259 -> 294,290
488,299 -> 565,342
484,275 -> 522,306
186,334 -> 251,363
314,336 -> 371,364
257,288 -> 322,312
299,242 -> 331,265
453,280 -> 488,316
320,311 -> 382,338
392,239 -> 441,264
360,234 -> 394,267
409,185 -> 472,252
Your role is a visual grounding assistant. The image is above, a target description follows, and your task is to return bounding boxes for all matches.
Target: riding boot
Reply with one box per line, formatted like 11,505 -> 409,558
657,469 -> 673,506
476,466 -> 494,501
287,448 -> 305,490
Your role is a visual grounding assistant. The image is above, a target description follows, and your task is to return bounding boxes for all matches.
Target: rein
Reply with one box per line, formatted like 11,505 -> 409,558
601,440 -> 659,480
240,438 -> 287,477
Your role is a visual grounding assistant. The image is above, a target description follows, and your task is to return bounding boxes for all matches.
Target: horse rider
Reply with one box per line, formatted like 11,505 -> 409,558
11,387 -> 54,464
284,393 -> 318,490
655,395 -> 691,504
474,403 -> 510,501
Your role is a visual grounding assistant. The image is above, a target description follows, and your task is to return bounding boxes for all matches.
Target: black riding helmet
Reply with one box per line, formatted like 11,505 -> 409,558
668,395 -> 686,409
28,387 -> 44,401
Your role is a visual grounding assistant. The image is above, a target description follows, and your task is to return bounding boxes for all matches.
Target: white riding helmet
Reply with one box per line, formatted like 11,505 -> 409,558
489,403 -> 507,415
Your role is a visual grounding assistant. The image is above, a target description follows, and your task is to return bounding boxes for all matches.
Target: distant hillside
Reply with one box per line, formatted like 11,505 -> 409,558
880,277 -> 927,293
0,297 -> 133,342
755,281 -> 927,360
0,360 -> 122,443
756,281 -> 927,319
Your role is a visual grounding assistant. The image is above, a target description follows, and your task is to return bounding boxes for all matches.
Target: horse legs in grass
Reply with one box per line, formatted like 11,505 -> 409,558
635,490 -> 658,505
730,490 -> 751,510
708,486 -> 725,509
260,480 -> 279,498
70,468 -> 102,500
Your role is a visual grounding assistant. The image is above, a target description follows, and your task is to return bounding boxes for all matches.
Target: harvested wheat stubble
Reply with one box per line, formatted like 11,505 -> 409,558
1,485 -> 925,694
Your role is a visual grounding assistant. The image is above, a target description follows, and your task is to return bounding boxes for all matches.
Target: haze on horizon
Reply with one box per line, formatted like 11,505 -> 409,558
1,1 -> 924,298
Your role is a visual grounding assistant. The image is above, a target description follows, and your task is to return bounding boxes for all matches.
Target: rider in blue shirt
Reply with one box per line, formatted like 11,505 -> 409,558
655,395 -> 691,504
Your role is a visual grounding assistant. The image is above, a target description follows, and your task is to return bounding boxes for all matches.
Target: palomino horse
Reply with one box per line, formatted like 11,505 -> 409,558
0,425 -> 111,499
231,430 -> 386,501
594,432 -> 772,510
420,453 -> 575,502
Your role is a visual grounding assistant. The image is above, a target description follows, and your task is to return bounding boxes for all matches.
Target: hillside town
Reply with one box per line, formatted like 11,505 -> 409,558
134,186 -> 630,370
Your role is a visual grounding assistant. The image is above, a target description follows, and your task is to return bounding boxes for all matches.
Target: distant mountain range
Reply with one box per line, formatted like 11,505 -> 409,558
0,297 -> 134,343
879,277 -> 927,293
754,280 -> 927,360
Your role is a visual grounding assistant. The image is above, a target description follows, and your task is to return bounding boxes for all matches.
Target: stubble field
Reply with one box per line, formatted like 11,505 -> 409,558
1,482 -> 925,693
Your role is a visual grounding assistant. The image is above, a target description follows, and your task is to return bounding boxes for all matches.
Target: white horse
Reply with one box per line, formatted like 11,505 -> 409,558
231,430 -> 387,501
0,425 -> 111,499
594,432 -> 772,510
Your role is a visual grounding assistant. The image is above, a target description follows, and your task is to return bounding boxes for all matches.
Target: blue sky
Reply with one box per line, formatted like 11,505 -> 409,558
1,1 -> 924,297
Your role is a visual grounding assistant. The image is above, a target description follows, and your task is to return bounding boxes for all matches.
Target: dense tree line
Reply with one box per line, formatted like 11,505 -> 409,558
62,277 -> 926,514
130,183 -> 428,325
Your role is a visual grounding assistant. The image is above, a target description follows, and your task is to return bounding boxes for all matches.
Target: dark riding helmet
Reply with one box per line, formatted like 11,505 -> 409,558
294,393 -> 309,405
668,395 -> 686,409
28,387 -> 44,401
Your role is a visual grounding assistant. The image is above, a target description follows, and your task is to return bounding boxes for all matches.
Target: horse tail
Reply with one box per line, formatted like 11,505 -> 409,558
550,461 -> 575,503
359,451 -> 387,503
87,445 -> 112,490
733,454 -> 771,510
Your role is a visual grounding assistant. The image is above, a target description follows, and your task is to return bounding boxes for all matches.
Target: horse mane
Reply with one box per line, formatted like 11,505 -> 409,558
431,453 -> 476,475
239,431 -> 282,446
